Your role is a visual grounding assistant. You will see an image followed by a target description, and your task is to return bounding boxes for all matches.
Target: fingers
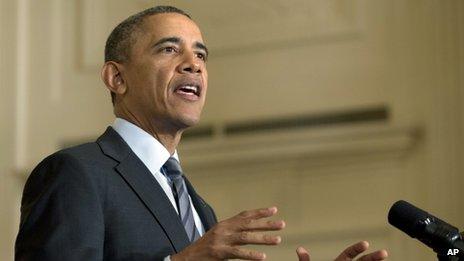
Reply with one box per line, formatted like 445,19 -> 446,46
335,241 -> 369,260
296,246 -> 310,261
241,219 -> 286,231
232,231 -> 282,245
205,207 -> 284,260
295,243 -> 387,261
223,208 -> 283,259
357,250 -> 388,261
176,207 -> 285,261
335,241 -> 388,261
238,207 -> 278,219
232,207 -> 284,233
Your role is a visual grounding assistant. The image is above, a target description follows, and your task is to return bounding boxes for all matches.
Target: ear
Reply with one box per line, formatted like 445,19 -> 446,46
101,61 -> 126,97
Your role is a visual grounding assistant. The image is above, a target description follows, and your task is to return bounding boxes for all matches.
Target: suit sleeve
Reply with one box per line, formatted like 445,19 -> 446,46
15,152 -> 105,261
208,204 -> 218,224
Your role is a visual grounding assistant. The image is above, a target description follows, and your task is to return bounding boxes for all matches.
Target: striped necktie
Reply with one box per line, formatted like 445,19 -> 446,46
162,157 -> 200,242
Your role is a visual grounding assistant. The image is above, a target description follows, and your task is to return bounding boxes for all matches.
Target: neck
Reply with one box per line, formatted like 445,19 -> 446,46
149,130 -> 182,155
114,109 -> 184,155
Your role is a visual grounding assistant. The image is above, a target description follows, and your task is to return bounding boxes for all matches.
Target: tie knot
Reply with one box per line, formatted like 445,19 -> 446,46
162,157 -> 183,180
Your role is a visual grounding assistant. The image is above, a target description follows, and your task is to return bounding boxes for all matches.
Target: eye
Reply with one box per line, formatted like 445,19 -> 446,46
162,46 -> 177,53
196,52 -> 207,61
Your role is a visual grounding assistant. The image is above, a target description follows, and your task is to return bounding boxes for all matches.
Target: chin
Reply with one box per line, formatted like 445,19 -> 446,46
177,107 -> 203,126
182,117 -> 201,128
173,114 -> 201,130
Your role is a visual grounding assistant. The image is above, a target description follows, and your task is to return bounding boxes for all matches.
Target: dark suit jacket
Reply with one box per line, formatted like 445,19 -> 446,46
15,127 -> 217,261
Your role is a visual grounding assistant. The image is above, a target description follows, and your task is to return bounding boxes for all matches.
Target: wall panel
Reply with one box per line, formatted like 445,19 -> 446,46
3,1 -> 463,260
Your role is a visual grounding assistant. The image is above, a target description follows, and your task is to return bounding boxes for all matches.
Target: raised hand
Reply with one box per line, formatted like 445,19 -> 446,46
296,241 -> 388,261
171,207 -> 285,261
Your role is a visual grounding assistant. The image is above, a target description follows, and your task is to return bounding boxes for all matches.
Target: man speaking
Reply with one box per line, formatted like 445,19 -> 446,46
15,6 -> 388,261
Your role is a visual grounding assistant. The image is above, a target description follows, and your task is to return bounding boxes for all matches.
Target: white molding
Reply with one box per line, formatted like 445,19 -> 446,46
201,0 -> 363,57
78,0 -> 155,70
15,0 -> 29,170
79,0 -> 107,70
179,123 -> 421,170
49,0 -> 64,103
77,0 -> 363,67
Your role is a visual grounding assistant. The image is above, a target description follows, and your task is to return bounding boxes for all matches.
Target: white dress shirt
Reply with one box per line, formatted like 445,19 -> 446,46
112,118 -> 204,260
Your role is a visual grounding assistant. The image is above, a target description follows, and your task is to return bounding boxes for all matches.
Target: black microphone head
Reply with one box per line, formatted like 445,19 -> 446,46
388,200 -> 429,238
388,200 -> 464,256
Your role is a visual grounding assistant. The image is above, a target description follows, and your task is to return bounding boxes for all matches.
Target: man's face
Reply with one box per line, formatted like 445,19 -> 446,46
121,13 -> 208,131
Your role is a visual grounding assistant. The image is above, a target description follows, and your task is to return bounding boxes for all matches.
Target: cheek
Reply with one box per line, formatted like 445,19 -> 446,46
154,69 -> 177,109
128,66 -> 154,93
154,65 -> 174,90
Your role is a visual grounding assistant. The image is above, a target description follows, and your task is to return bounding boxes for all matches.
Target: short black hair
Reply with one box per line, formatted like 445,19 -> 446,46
104,6 -> 191,105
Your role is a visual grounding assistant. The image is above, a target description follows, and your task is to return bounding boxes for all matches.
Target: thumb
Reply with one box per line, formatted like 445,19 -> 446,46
296,246 -> 310,261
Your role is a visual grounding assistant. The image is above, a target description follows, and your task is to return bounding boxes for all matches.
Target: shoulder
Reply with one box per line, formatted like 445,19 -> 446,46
21,142 -> 114,207
16,145 -> 109,257
27,143 -> 103,182
32,141 -> 115,178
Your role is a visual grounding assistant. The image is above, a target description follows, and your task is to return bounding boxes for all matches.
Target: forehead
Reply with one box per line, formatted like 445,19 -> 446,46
141,13 -> 204,43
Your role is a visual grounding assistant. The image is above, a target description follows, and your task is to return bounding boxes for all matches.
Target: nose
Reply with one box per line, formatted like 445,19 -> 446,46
177,53 -> 202,74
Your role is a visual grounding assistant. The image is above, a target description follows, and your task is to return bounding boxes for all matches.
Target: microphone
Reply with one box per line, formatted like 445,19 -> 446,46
388,200 -> 464,258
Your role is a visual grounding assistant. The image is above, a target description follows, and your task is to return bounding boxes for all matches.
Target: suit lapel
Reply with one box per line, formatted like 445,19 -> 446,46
184,177 -> 217,231
97,127 -> 190,252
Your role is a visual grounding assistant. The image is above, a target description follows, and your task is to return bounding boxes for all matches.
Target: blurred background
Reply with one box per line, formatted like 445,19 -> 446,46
1,0 -> 463,260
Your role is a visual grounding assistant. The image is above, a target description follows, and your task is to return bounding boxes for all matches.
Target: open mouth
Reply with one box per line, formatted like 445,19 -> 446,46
175,85 -> 200,96
174,83 -> 202,101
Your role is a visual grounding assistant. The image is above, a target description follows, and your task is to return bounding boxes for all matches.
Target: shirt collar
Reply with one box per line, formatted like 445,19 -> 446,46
112,117 -> 179,174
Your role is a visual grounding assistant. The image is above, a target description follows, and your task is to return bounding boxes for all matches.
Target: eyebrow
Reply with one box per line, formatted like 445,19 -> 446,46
152,37 -> 209,57
195,42 -> 209,57
152,37 -> 181,48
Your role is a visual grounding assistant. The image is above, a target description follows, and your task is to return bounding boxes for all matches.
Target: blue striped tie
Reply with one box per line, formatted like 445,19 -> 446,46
162,157 -> 200,242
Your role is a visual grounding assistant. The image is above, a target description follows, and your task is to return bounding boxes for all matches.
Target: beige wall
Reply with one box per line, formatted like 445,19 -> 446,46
1,1 -> 19,260
1,0 -> 463,260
